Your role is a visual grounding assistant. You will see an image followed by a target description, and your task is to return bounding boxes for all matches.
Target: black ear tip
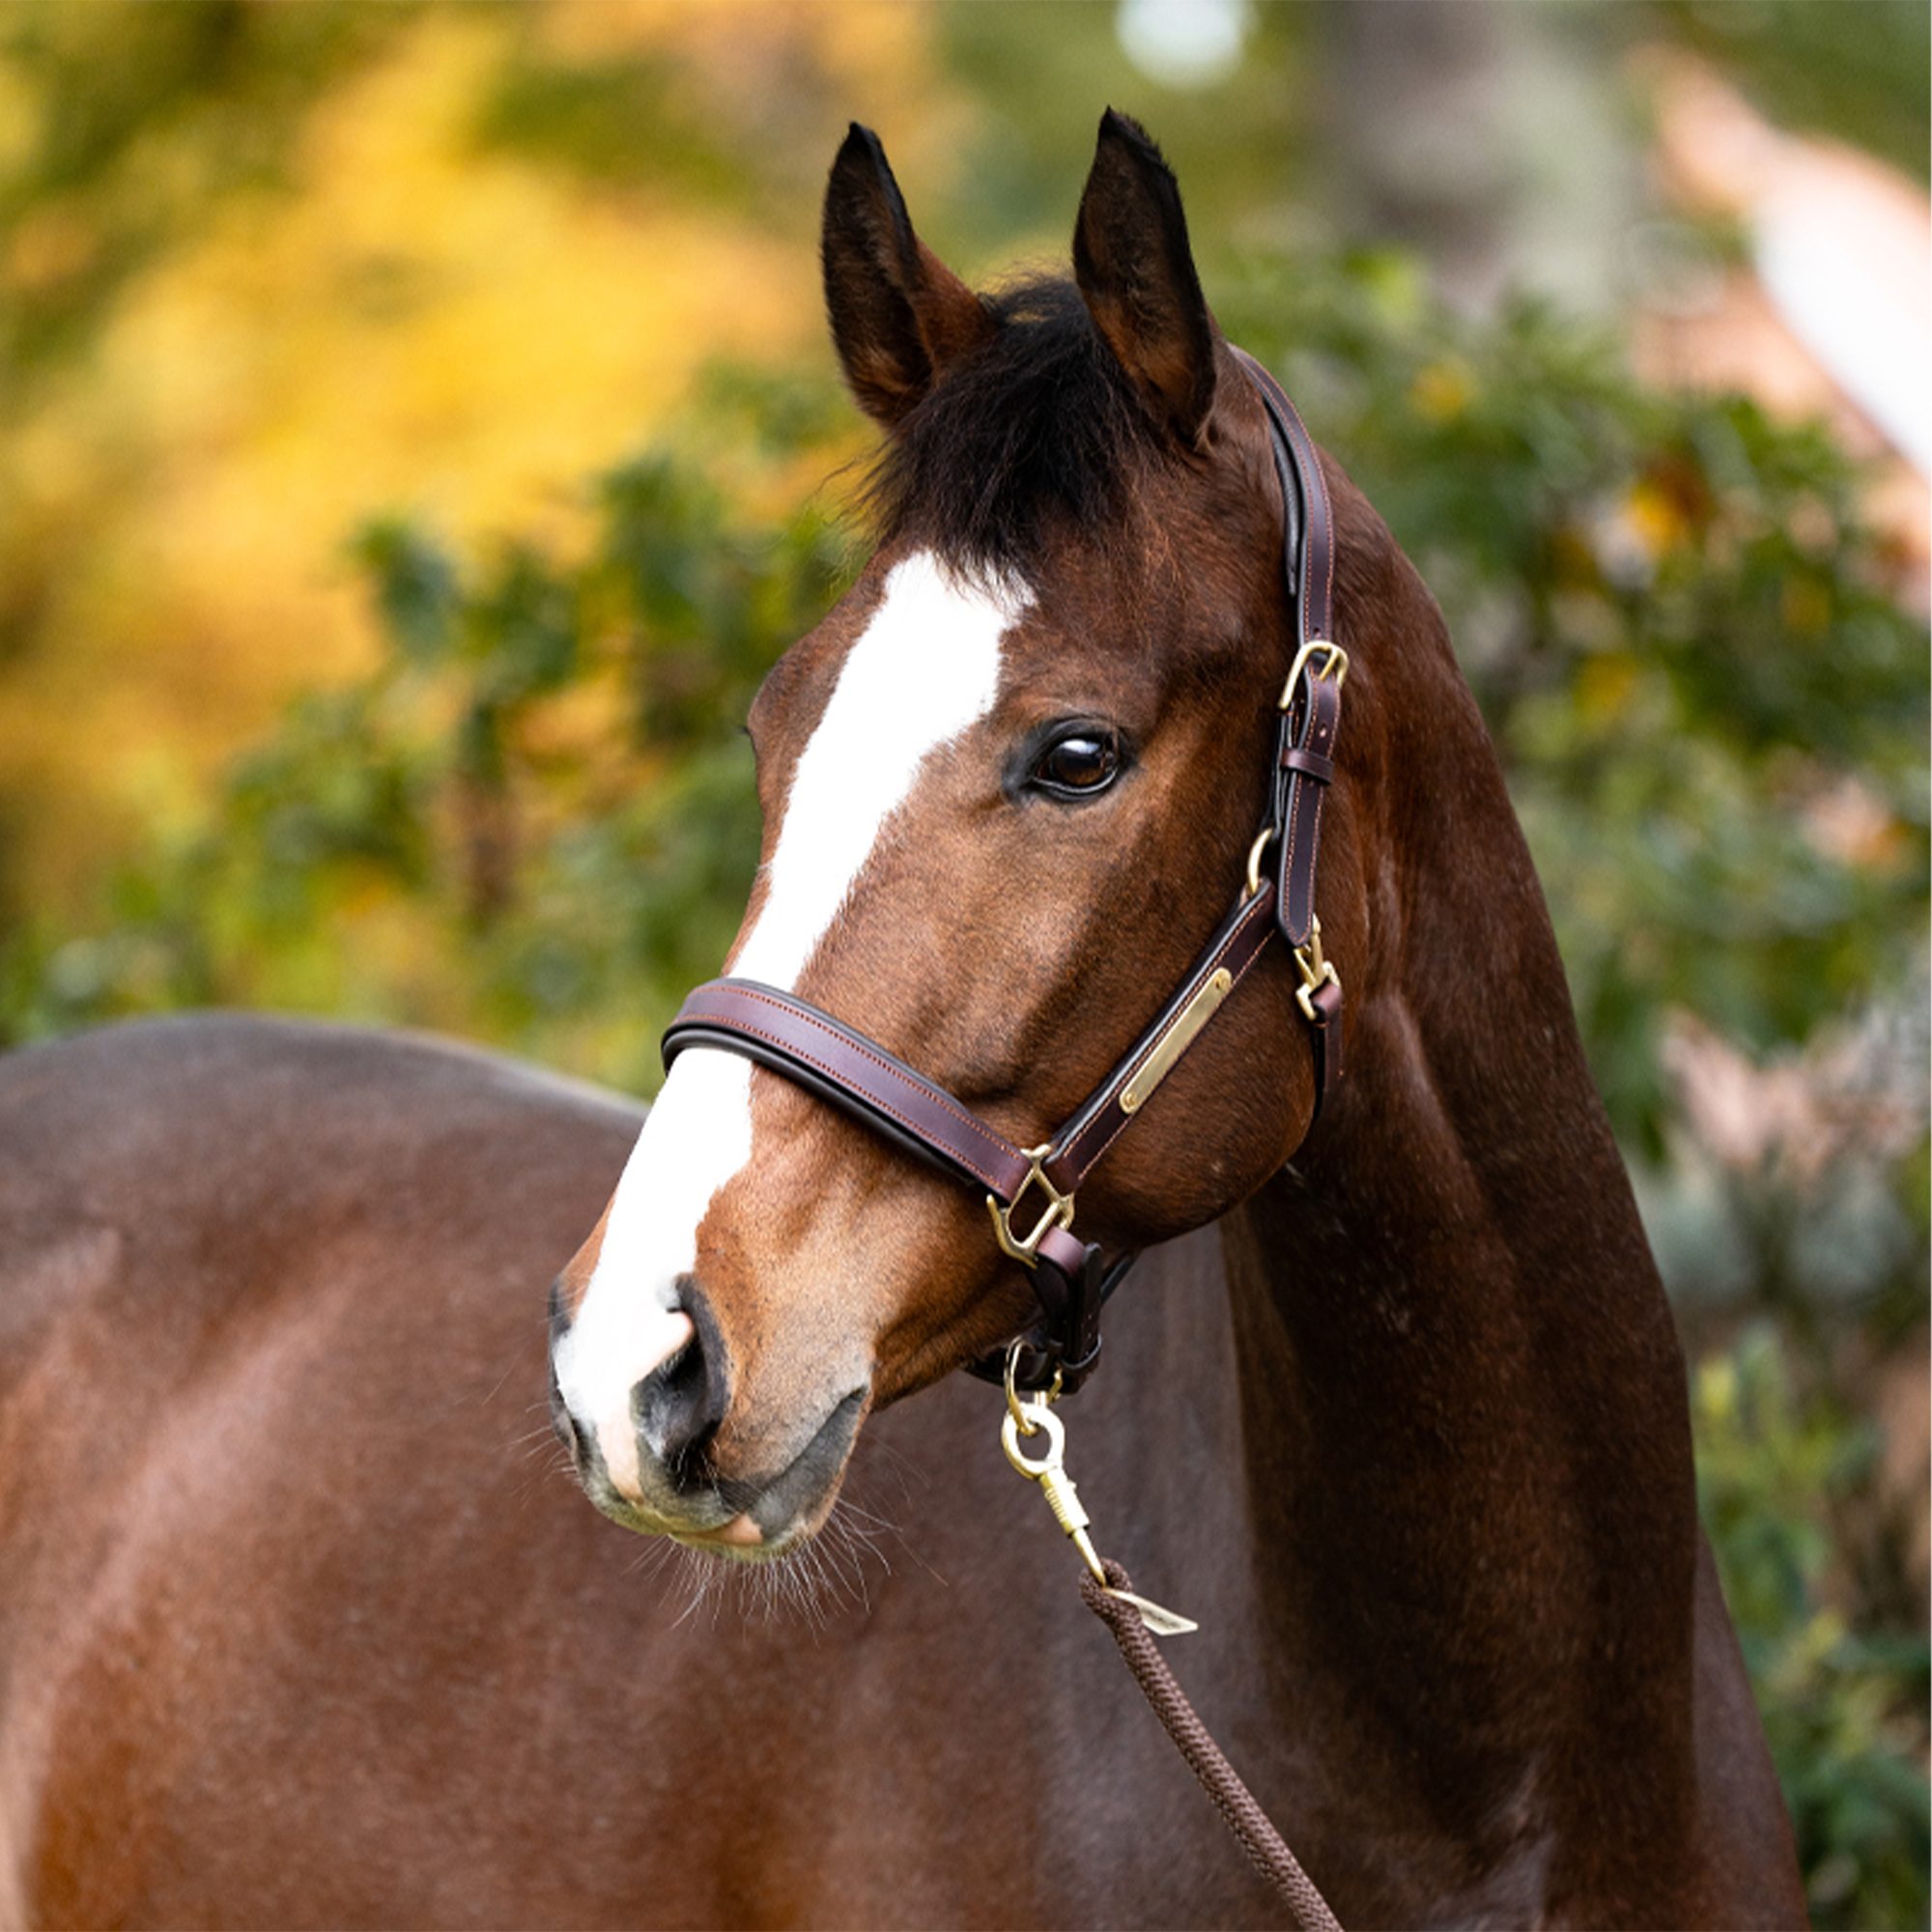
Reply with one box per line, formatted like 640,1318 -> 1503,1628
835,122 -> 880,167
1097,106 -> 1159,158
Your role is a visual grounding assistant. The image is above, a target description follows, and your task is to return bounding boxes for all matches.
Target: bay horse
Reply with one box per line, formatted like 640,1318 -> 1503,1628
0,114 -> 1804,1928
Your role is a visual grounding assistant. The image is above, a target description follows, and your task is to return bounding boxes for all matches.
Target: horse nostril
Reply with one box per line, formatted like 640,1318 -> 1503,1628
545,1291 -> 572,1453
548,1353 -> 587,1468
633,1322 -> 723,1480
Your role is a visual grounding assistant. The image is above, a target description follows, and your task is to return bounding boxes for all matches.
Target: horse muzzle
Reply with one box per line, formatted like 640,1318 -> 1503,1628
547,1281 -> 868,1558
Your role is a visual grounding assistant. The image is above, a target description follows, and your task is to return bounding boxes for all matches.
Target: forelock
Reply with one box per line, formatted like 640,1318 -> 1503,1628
861,276 -> 1163,580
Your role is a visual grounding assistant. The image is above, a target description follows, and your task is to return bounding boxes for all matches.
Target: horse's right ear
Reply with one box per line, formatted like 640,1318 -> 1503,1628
821,124 -> 993,430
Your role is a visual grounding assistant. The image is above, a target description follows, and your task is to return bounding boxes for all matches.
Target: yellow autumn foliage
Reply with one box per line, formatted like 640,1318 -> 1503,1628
0,1 -> 946,917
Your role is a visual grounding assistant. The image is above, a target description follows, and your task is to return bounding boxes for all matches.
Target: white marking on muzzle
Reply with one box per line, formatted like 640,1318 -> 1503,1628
554,553 -> 1027,1490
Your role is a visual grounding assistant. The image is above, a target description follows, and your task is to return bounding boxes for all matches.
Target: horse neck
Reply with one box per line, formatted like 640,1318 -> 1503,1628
1217,575 -> 1703,1843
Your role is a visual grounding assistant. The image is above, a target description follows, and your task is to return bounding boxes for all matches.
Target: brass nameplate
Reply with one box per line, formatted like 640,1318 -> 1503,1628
1119,968 -> 1233,1115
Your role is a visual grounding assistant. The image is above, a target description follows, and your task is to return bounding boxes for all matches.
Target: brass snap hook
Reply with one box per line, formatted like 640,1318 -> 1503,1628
1004,1337 -> 1061,1430
995,1388 -> 1200,1634
1000,1399 -> 1106,1583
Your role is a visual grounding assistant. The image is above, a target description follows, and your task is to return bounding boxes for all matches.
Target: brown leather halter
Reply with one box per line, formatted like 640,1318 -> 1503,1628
662,350 -> 1346,1394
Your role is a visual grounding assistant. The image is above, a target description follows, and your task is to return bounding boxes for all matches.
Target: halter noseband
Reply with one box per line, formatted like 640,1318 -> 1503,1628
661,350 -> 1345,1394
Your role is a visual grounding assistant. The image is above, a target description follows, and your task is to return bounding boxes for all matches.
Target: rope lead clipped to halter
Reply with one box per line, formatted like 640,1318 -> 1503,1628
1079,1558 -> 1345,1932
999,1344 -> 1196,1635
1000,1346 -> 1345,1932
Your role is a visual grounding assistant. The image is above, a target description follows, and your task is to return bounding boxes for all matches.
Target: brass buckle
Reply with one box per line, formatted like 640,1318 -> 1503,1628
1278,637 -> 1349,709
1293,913 -> 1341,1021
985,1143 -> 1074,1268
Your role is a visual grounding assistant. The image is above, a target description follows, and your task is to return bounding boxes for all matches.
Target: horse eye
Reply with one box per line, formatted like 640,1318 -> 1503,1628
1033,730 -> 1121,798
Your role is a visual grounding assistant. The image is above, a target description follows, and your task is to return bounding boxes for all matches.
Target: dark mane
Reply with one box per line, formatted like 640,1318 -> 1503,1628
863,275 -> 1159,577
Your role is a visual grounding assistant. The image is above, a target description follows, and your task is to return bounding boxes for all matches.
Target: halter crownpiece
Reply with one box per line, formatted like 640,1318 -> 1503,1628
661,352 -> 1345,1393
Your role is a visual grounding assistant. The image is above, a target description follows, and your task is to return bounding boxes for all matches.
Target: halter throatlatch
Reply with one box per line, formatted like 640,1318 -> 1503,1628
660,352 -> 1345,1394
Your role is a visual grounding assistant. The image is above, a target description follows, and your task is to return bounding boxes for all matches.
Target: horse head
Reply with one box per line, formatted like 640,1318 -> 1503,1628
548,112 -> 1383,1558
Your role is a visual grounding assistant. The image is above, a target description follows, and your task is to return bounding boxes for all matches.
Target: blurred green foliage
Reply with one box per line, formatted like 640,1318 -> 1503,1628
1696,1327 -> 1930,1928
0,418 -> 848,1093
925,1 -> 1322,265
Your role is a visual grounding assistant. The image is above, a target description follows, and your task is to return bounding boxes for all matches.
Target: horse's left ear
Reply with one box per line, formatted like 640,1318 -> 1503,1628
1073,109 -> 1217,447
822,123 -> 995,430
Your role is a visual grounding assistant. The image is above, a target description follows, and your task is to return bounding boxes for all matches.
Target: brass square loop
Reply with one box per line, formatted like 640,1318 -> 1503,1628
985,1144 -> 1075,1267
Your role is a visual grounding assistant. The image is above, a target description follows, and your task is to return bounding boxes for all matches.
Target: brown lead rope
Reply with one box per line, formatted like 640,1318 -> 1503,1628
1002,1360 -> 1343,1927
1080,1559 -> 1345,1932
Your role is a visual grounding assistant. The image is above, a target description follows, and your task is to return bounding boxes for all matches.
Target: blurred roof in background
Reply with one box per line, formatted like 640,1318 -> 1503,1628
1634,50 -> 1930,609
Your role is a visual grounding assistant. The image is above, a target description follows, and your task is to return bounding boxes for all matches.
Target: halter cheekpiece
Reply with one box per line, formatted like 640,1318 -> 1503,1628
662,349 -> 1346,1394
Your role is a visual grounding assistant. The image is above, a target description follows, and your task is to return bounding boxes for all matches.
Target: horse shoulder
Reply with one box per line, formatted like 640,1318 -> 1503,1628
0,1016 -> 662,1925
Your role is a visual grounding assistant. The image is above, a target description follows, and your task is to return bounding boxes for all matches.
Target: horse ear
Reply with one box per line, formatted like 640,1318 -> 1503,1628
1073,109 -> 1216,447
821,124 -> 994,430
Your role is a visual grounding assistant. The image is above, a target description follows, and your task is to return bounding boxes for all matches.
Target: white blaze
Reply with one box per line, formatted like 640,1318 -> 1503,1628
553,553 -> 1025,1465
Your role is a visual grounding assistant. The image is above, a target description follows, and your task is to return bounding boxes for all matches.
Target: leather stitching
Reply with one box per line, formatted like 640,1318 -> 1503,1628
670,984 -> 1029,1196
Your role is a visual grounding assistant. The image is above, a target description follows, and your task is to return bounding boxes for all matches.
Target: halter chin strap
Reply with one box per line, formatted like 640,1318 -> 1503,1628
660,351 -> 1344,1393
